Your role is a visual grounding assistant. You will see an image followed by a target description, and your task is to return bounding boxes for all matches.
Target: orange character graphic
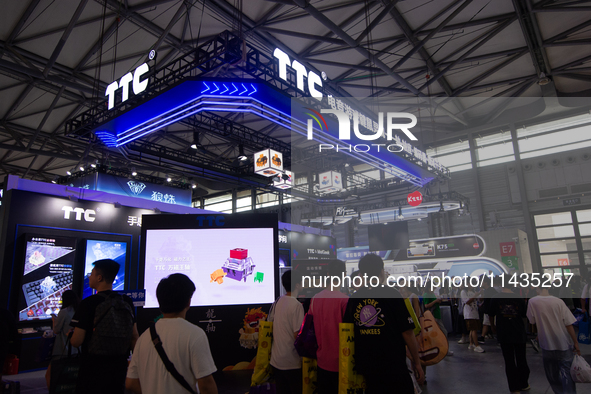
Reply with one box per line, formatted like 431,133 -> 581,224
209,269 -> 227,284
256,154 -> 267,167
272,153 -> 281,167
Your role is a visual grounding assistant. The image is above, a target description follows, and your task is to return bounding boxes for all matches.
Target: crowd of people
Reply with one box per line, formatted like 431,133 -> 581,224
1,257 -> 589,394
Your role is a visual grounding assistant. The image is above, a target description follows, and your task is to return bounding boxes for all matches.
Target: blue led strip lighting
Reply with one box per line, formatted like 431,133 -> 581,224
94,80 -> 436,187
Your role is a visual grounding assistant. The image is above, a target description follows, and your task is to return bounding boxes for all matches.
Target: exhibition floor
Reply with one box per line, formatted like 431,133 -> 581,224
7,339 -> 591,394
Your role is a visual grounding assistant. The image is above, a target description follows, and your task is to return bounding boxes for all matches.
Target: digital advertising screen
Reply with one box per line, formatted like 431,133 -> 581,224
83,240 -> 127,299
143,227 -> 275,308
19,235 -> 76,321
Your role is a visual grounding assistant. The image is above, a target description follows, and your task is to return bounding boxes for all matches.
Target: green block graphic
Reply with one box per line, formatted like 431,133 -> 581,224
254,272 -> 264,283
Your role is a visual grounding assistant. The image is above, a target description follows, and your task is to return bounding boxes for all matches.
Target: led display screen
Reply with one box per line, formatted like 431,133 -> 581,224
19,235 -> 76,321
83,240 -> 127,299
143,228 -> 275,307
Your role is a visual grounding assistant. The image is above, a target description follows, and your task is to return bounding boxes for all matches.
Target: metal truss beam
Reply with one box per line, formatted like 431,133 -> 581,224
451,50 -> 529,96
512,0 -> 551,78
6,0 -> 41,45
390,0 -> 473,73
264,0 -> 374,25
356,1 -> 398,44
297,2 -> 378,59
306,13 -> 515,58
420,16 -> 518,93
257,27 -> 347,45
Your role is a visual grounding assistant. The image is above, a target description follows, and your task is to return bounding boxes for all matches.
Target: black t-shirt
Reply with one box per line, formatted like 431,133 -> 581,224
343,286 -> 415,374
488,292 -> 526,344
70,291 -> 135,353
482,287 -> 498,315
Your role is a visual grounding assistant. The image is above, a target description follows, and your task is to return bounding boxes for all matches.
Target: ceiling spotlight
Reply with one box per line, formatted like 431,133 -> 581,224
190,131 -> 200,150
398,206 -> 404,220
90,163 -> 96,168
79,166 -> 85,172
237,144 -> 248,161
131,167 -> 137,176
439,201 -> 445,213
51,176 -> 58,184
191,183 -> 197,189
167,177 -> 172,182
417,217 -> 422,221
66,169 -> 72,176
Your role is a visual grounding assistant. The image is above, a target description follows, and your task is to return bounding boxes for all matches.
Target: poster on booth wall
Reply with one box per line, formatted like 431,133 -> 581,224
19,235 -> 76,321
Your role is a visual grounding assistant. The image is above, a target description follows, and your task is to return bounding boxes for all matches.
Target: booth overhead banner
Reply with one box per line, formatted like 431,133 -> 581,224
68,173 -> 192,207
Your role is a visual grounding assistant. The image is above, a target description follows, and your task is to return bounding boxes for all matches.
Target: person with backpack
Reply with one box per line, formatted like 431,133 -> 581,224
126,274 -> 217,394
70,259 -> 139,394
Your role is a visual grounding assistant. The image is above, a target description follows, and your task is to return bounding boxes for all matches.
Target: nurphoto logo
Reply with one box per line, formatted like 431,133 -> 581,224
305,108 -> 418,154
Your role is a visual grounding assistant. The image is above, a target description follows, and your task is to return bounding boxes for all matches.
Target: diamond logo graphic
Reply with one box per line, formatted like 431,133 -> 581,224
127,181 -> 146,195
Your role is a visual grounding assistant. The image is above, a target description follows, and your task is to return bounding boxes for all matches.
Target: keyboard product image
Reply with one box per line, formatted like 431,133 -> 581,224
22,271 -> 73,306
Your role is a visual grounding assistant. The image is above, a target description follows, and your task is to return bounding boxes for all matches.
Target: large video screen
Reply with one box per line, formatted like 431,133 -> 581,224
368,221 -> 409,251
19,235 -> 76,321
83,240 -> 127,299
144,228 -> 275,307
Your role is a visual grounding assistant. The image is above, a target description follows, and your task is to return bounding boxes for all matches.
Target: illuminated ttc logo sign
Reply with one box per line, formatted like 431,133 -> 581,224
62,206 -> 96,222
196,216 -> 225,226
105,61 -> 150,110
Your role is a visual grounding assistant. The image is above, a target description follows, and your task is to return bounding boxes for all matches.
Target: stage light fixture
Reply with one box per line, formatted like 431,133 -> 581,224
237,144 -> 248,161
167,177 -> 172,182
398,206 -> 404,220
131,167 -> 137,176
79,166 -> 85,172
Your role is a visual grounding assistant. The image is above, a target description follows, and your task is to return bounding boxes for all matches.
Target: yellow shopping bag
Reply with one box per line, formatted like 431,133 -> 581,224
338,323 -> 365,394
251,320 -> 273,387
302,357 -> 318,394
405,298 -> 422,336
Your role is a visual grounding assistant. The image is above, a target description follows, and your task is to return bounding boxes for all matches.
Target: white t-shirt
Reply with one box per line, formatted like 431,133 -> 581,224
127,318 -> 217,394
582,284 -> 590,299
270,295 -> 304,370
526,295 -> 576,351
461,290 -> 479,319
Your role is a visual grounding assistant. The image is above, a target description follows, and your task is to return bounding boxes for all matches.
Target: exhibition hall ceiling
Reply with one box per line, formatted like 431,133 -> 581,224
1,0 -> 590,197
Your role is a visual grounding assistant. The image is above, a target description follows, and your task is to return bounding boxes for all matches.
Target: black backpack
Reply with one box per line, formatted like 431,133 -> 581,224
87,293 -> 134,356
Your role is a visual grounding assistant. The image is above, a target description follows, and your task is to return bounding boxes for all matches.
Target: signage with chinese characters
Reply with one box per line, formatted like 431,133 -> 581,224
119,290 -> 146,307
96,173 -> 191,206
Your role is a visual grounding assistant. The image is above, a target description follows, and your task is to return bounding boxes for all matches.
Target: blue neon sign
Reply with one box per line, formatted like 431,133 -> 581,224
93,79 -> 439,186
